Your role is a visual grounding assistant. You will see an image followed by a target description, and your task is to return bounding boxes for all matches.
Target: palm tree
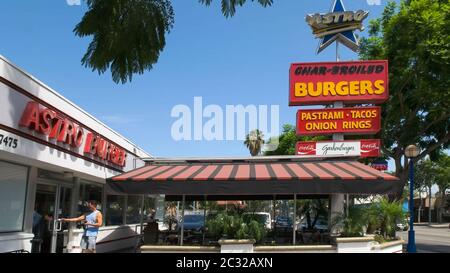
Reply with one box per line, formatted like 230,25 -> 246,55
244,129 -> 265,156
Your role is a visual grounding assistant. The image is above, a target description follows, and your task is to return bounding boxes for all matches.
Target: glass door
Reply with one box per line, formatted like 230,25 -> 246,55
32,184 -> 72,253
55,186 -> 72,253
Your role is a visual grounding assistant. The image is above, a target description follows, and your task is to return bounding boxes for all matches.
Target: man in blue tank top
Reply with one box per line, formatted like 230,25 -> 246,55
62,200 -> 103,253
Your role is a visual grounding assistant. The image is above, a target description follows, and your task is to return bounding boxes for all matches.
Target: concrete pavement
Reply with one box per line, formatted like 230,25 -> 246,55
398,225 -> 450,253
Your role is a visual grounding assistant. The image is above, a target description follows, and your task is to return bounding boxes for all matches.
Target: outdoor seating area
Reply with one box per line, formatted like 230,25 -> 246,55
139,217 -> 332,247
107,156 -> 402,250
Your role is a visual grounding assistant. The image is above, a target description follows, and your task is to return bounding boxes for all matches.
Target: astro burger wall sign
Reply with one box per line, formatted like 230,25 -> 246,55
289,60 -> 388,106
18,101 -> 127,167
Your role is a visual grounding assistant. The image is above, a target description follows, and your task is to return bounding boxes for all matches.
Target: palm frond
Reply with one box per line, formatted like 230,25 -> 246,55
75,0 -> 174,84
199,0 -> 273,18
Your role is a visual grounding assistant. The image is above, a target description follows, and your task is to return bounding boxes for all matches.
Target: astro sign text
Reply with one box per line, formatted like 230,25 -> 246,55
19,101 -> 127,167
289,60 -> 389,106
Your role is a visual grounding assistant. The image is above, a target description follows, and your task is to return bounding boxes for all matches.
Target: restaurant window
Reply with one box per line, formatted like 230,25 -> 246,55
144,196 -> 158,222
0,161 -> 28,232
126,196 -> 142,224
78,182 -> 103,215
106,195 -> 125,226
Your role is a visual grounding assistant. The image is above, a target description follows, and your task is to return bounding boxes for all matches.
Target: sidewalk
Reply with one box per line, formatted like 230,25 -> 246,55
414,223 -> 449,228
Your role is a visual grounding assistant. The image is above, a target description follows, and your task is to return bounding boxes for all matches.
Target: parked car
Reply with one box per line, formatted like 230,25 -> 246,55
242,212 -> 272,230
396,218 -> 409,231
177,214 -> 206,232
275,216 -> 293,231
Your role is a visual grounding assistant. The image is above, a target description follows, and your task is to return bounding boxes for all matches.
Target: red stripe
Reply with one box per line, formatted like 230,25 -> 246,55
349,162 -> 398,180
213,165 -> 234,180
319,163 -> 356,180
285,164 -> 314,180
113,165 -> 158,181
235,165 -> 250,180
133,166 -> 172,181
254,164 -> 271,180
152,166 -> 189,181
302,163 -> 335,179
334,162 -> 377,180
171,166 -> 203,181
194,165 -> 219,180
271,164 -> 292,180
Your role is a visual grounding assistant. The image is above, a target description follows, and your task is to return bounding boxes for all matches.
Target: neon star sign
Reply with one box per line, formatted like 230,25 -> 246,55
306,0 -> 369,54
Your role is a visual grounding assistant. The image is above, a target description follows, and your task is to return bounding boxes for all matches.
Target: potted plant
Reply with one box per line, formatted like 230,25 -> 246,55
206,212 -> 266,253
366,197 -> 405,241
331,197 -> 405,253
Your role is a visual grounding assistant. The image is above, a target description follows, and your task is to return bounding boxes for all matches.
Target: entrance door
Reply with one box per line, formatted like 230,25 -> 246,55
32,184 -> 72,253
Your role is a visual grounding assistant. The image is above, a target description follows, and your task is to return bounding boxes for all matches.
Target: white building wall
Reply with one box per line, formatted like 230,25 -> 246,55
0,55 -> 153,253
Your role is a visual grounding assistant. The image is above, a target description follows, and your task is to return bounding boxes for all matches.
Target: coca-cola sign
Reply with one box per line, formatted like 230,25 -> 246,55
296,139 -> 381,158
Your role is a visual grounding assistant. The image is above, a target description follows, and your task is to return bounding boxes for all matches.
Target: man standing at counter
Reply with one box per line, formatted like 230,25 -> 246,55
61,200 -> 103,253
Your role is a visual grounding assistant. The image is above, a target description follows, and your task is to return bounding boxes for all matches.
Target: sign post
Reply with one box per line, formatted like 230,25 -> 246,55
297,0 -> 376,235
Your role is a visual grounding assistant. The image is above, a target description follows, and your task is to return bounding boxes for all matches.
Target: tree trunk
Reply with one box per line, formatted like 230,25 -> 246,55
417,187 -> 423,223
391,156 -> 408,201
428,186 -> 432,224
306,212 -> 312,229
438,192 -> 445,224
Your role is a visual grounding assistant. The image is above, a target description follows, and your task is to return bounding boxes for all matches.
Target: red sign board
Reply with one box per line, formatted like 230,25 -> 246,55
296,106 -> 381,136
19,101 -> 127,167
296,139 -> 381,158
289,60 -> 389,106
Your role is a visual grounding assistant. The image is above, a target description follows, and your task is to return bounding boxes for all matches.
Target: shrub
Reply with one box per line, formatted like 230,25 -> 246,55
206,212 -> 266,243
331,206 -> 368,237
331,197 -> 405,240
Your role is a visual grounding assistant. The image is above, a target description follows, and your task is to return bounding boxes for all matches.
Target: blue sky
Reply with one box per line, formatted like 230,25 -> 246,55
0,0 -> 392,160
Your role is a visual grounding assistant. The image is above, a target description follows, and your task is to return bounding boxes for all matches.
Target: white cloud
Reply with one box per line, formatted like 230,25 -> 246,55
98,115 -> 142,125
367,0 -> 382,5
66,0 -> 81,6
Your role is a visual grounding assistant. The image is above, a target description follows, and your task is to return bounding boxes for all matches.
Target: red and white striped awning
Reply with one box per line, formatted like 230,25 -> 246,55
107,157 -> 401,197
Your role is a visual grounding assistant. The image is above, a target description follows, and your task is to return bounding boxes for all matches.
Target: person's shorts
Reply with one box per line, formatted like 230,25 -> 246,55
80,236 -> 97,250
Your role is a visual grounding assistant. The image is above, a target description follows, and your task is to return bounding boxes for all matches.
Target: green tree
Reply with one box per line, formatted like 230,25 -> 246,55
434,154 -> 450,222
367,197 -> 405,239
297,199 -> 328,231
414,158 -> 438,223
264,124 -> 326,156
199,0 -> 273,18
359,0 -> 450,191
244,129 -> 265,156
75,0 -> 273,83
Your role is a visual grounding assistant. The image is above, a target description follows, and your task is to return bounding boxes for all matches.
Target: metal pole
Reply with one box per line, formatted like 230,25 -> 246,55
273,195 -> 276,242
334,41 -> 344,138
140,195 -> 145,235
418,192 -> 422,224
330,41 -> 345,237
428,187 -> 432,225
346,194 -> 349,216
407,159 -> 416,253
51,185 -> 61,253
180,195 -> 185,246
203,196 -> 207,246
293,194 -> 297,245
336,41 -> 340,62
